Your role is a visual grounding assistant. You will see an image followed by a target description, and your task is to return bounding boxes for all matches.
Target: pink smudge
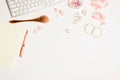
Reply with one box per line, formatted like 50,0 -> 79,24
90,0 -> 109,26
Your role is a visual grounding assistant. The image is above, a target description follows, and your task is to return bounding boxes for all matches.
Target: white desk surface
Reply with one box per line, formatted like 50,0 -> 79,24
0,0 -> 120,80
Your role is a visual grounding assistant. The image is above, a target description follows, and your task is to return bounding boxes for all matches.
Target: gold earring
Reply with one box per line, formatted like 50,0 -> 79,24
92,27 -> 103,37
84,23 -> 95,34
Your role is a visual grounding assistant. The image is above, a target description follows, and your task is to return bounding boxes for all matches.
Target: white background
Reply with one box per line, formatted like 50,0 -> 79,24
0,0 -> 120,80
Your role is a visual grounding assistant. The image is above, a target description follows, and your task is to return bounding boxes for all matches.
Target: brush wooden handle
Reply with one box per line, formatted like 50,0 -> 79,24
9,19 -> 36,23
9,15 -> 49,23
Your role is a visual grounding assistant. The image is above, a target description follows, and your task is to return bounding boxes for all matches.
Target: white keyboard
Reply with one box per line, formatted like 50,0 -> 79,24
6,0 -> 67,17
